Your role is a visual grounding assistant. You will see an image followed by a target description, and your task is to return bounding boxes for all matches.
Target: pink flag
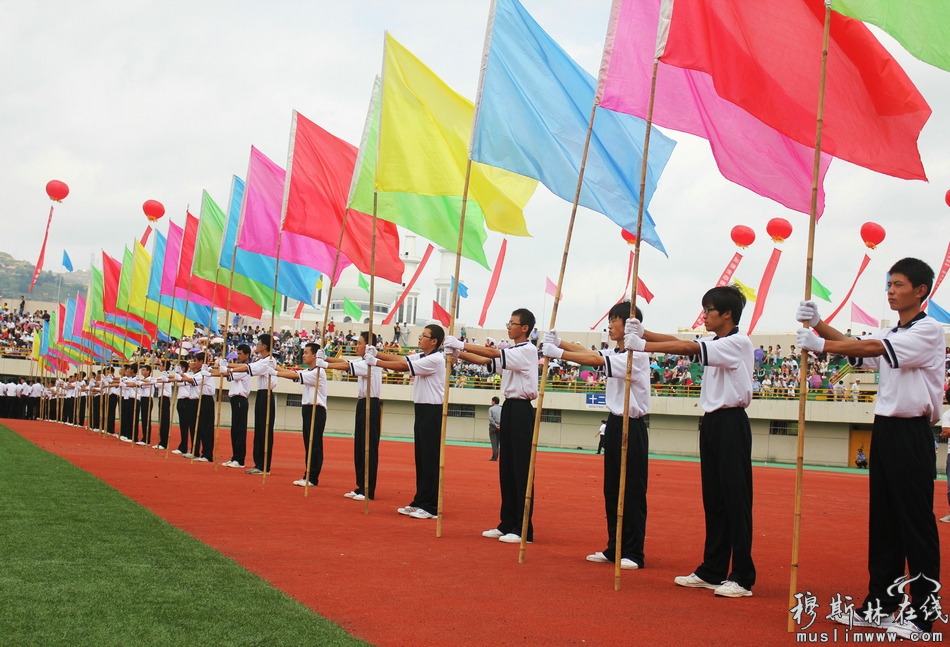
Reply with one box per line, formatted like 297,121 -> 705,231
746,247 -> 783,334
545,277 -> 564,301
597,0 -> 830,216
851,302 -> 879,327
383,244 -> 435,326
478,240 -> 508,328
237,146 -> 349,283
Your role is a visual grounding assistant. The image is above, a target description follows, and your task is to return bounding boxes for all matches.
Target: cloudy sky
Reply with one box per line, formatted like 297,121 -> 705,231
2,0 -> 948,333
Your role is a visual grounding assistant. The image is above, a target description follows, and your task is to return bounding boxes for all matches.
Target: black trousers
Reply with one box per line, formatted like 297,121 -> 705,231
138,397 -> 152,444
252,391 -> 277,472
63,398 -> 74,425
862,415 -> 941,632
354,398 -> 381,498
601,414 -> 649,566
694,407 -> 756,590
157,396 -> 171,448
78,396 -> 86,427
120,398 -> 134,439
107,394 -> 118,435
197,395 -> 215,460
229,395 -> 249,465
91,395 -> 100,429
496,398 -> 536,541
177,398 -> 196,453
301,404 -> 327,482
409,403 -> 442,515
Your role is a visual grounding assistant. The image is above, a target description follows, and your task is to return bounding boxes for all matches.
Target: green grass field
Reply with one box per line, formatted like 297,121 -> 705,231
0,425 -> 368,647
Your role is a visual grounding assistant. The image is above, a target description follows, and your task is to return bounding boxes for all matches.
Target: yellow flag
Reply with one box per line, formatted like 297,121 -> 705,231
734,278 -> 757,303
378,33 -> 536,237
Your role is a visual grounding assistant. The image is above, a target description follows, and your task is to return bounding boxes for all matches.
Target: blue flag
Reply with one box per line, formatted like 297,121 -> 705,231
450,276 -> 469,299
470,0 -> 675,255
928,300 -> 950,324
62,250 -> 73,272
220,174 -> 319,306
147,230 -> 216,332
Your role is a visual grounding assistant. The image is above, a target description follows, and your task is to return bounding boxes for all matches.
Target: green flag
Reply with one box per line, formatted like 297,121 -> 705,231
343,297 -> 363,322
358,273 -> 370,293
811,276 -> 833,302
832,0 -> 950,72
116,247 -> 133,312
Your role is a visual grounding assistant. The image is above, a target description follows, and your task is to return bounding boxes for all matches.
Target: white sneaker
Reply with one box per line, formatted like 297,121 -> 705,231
171,449 -> 182,455
940,513 -> 950,523
352,494 -> 366,501
620,558 -> 639,570
194,457 -> 209,463
135,441 -> 146,446
410,509 -> 436,519
293,479 -> 315,487
397,506 -> 419,516
498,533 -> 532,544
119,437 -> 132,443
182,452 -> 193,458
713,580 -> 752,597
586,552 -> 610,563
343,491 -> 358,498
482,529 -> 504,538
886,619 -> 924,639
227,462 -> 244,469
673,573 -> 718,589
221,460 -> 235,467
152,445 -> 165,450
834,611 -> 896,628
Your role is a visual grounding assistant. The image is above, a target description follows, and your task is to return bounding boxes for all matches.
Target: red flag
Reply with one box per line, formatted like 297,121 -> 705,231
281,112 -> 404,284
691,251 -> 744,329
175,212 -> 263,318
432,300 -> 451,327
140,225 -> 152,247
293,301 -> 305,320
825,254 -> 872,324
382,244 -> 435,325
478,240 -> 508,327
29,206 -> 54,292
636,278 -> 654,304
659,0 -> 930,180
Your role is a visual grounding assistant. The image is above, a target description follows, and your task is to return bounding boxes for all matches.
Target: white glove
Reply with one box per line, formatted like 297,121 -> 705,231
497,341 -> 510,351
796,327 -> 825,353
542,330 -> 561,347
173,366 -> 182,375
315,349 -> 326,361
364,346 -> 378,359
796,300 -> 821,328
443,335 -> 465,352
541,342 -> 563,359
314,358 -> 329,370
267,366 -> 279,377
218,358 -> 228,372
625,318 -> 644,339
624,332 -> 646,351
363,353 -> 378,366
449,347 -> 461,361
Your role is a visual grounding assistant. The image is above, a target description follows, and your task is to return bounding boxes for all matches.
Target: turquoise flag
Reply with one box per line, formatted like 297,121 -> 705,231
470,0 -> 675,255
62,250 -> 73,272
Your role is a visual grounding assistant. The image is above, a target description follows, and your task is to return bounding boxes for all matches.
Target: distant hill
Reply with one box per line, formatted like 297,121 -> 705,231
0,252 -> 91,303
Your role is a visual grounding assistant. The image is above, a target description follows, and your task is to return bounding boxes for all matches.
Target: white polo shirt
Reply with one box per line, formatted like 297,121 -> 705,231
695,328 -> 754,413
158,372 -> 173,398
489,342 -> 539,400
599,348 -> 650,418
226,370 -> 251,398
178,373 -> 197,400
406,350 -> 446,405
847,313 -> 944,424
136,377 -> 154,399
190,367 -> 216,397
247,356 -> 278,391
107,375 -> 121,396
30,383 -> 43,397
294,366 -> 328,407
6,382 -> 18,397
120,377 -> 135,399
348,360 -> 382,399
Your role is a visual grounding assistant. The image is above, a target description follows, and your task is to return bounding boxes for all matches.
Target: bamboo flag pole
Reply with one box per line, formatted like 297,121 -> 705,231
788,0 -> 831,633
435,160 -> 472,538
213,250 -> 240,473
165,218 -> 192,460
193,271 -> 223,470
613,58 -> 659,591
361,193 -> 380,515
261,232 -> 283,484
518,104 -> 598,563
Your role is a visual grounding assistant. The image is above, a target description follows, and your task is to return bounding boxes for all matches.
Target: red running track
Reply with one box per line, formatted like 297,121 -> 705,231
8,419 -> 949,646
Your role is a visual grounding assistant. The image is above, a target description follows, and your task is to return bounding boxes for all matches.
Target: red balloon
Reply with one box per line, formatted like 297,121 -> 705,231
730,225 -> 755,248
143,199 -> 165,222
945,189 -> 950,208
46,180 -> 69,202
859,221 -> 886,250
766,217 -> 793,244
621,229 -> 637,245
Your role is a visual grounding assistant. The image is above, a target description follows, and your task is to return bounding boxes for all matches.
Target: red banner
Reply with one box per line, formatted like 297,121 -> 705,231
825,254 -> 872,324
478,239 -> 508,327
29,206 -> 54,292
746,248 -> 782,334
691,252 -> 743,329
382,244 -> 434,325
924,241 -> 950,308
